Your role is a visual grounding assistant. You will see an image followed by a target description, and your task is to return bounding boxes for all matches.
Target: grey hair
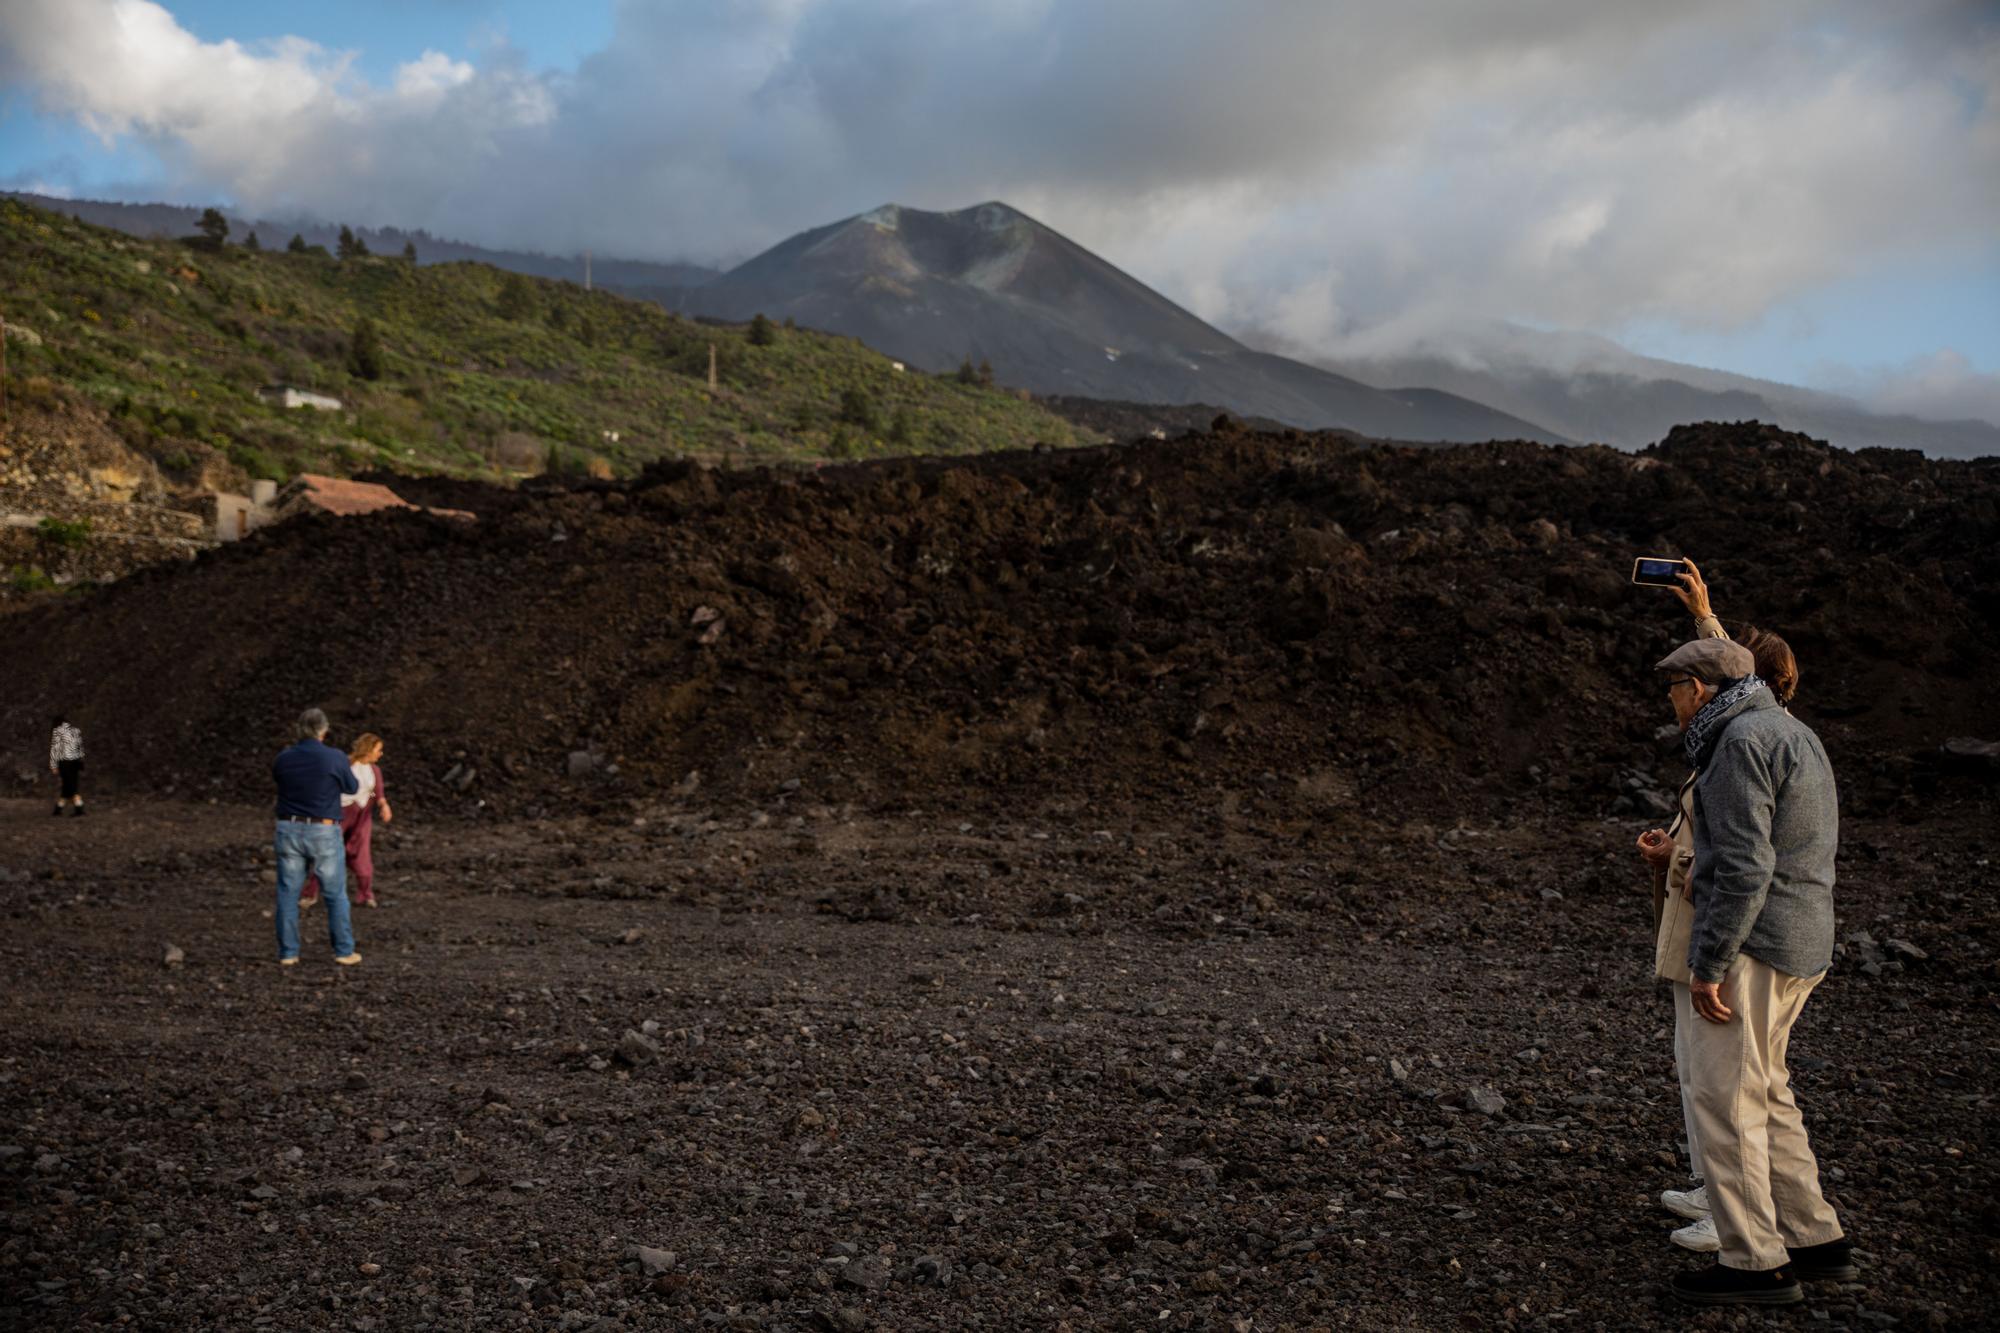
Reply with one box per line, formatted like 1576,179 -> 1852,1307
295,707 -> 330,741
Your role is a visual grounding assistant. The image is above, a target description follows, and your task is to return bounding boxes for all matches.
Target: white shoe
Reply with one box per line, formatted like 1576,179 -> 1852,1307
1660,1183 -> 1710,1221
1671,1215 -> 1720,1253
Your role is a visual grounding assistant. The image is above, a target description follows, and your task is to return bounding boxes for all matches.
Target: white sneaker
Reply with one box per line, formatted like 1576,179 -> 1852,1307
1660,1183 -> 1710,1221
1671,1215 -> 1720,1253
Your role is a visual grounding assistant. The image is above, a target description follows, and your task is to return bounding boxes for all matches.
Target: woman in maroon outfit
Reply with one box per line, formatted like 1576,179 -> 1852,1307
302,733 -> 393,909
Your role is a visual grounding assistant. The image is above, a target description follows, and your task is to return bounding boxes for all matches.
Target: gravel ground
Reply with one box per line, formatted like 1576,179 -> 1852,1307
2,795 -> 1994,1331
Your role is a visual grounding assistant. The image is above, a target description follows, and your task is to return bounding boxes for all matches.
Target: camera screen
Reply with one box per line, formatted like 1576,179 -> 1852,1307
1638,559 -> 1682,577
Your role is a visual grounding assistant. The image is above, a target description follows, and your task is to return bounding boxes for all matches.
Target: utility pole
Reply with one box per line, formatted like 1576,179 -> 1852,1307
707,343 -> 718,391
584,250 -> 592,292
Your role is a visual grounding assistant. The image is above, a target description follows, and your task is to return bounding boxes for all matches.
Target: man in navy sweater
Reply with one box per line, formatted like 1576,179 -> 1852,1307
272,707 -> 361,967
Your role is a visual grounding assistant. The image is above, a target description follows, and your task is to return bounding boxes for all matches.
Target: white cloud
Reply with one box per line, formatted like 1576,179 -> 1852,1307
393,50 -> 477,103
1829,350 -> 2000,425
1,0 -> 1996,420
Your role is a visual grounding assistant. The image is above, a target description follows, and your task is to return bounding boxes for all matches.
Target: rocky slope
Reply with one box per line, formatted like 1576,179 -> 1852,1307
4,421 -> 1994,824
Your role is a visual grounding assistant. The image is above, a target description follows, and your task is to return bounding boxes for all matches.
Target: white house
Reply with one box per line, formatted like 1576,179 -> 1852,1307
258,385 -> 344,411
193,479 -> 279,541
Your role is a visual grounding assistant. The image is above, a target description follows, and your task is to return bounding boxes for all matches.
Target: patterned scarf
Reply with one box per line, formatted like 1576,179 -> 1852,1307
1683,674 -> 1766,767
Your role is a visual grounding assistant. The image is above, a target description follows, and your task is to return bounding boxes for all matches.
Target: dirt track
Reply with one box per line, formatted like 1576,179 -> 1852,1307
3,793 -> 1994,1330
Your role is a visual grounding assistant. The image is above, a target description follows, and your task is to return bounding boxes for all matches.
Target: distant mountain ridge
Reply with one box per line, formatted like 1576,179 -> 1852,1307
3,192 -> 720,295
1322,321 -> 2000,460
685,202 -> 1568,444
26,191 -> 1991,457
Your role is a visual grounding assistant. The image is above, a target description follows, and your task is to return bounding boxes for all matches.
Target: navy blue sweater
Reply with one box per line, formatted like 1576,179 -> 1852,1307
272,739 -> 358,820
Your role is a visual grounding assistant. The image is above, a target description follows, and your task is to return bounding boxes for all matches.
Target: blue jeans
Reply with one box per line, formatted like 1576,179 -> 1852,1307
275,821 -> 354,959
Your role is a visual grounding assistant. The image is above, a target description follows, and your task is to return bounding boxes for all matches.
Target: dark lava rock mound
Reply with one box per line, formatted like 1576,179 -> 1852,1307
4,420 -> 1995,822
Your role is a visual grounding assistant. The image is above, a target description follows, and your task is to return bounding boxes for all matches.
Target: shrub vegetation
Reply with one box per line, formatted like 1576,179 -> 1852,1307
0,199 -> 1088,479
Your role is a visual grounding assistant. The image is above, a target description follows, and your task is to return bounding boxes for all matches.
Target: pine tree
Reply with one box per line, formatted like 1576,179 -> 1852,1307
977,358 -> 994,388
195,207 -> 229,248
243,230 -> 261,252
347,316 -> 385,381
836,386 -> 879,433
497,272 -> 535,321
287,233 -> 308,253
748,312 -> 778,346
402,240 -> 418,263
336,225 -> 369,260
956,357 -> 979,385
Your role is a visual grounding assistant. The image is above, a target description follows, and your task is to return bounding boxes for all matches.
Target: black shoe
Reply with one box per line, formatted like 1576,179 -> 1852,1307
51,805 -> 63,817
1786,1238 -> 1856,1281
72,805 -> 85,816
1670,1263 -> 1803,1307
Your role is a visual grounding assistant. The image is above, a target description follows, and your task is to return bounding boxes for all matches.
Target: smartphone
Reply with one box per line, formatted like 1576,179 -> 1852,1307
1631,556 -> 1689,587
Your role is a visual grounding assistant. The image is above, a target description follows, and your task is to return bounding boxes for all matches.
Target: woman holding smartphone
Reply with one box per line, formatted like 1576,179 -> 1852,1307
1633,559 -> 1801,1255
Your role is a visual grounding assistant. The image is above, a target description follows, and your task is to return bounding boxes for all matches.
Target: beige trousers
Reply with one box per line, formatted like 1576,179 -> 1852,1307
1681,954 -> 1844,1269
1670,982 -> 1705,1181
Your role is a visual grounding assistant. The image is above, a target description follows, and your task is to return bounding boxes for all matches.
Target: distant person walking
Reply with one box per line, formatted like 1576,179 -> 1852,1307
272,708 -> 362,967
48,715 -> 85,816
301,733 -> 394,911
1654,637 -> 1849,1307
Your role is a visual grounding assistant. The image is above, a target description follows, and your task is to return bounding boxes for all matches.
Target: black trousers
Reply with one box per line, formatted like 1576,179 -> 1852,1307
57,759 -> 83,799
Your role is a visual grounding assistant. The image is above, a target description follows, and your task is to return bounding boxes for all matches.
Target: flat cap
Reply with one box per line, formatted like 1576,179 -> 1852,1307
1655,637 -> 1755,685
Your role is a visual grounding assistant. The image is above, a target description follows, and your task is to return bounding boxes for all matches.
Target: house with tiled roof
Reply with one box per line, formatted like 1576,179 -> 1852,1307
274,474 -> 476,520
271,474 -> 475,524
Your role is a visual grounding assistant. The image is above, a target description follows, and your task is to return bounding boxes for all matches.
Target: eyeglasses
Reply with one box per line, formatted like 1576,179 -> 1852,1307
1666,676 -> 1696,692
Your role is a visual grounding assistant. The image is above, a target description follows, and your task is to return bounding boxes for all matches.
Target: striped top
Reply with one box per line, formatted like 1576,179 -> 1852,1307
50,723 -> 84,764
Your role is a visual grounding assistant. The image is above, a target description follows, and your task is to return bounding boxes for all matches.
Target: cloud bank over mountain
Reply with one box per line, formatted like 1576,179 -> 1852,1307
3,0 -> 1997,423
1826,352 -> 2000,431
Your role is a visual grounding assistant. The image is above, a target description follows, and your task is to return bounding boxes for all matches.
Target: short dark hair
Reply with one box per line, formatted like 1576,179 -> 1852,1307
52,714 -> 67,726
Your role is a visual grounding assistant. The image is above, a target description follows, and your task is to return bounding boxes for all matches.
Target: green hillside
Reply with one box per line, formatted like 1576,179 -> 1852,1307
0,200 -> 1088,483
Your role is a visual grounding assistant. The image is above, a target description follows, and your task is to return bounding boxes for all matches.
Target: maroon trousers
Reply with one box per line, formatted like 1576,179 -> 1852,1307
302,768 -> 382,905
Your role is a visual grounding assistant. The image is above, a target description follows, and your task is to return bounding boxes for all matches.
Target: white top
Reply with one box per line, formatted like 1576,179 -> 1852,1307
341,763 -> 377,809
50,723 -> 84,764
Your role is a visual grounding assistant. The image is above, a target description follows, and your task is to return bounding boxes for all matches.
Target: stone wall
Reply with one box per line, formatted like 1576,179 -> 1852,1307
0,518 -> 205,586
1,399 -> 213,590
7,494 -> 206,542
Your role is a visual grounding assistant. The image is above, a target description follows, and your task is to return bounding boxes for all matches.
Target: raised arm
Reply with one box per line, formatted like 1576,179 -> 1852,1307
1673,557 -> 1727,639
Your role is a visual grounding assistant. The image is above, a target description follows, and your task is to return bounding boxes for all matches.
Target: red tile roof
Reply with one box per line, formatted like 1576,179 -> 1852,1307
286,474 -> 473,522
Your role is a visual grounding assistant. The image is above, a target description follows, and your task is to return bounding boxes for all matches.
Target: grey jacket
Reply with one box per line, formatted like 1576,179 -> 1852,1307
1687,689 -> 1838,982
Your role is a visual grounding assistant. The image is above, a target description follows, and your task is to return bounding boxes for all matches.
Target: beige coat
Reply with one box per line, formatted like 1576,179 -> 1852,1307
1652,775 -> 1698,984
1650,612 -> 1725,985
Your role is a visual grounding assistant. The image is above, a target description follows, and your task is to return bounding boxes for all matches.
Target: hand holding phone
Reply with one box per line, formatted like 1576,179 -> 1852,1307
1631,556 -> 1689,587
1670,557 -> 1711,619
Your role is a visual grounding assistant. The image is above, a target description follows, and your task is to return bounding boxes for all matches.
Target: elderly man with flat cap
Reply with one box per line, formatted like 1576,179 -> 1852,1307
1656,636 -> 1852,1307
